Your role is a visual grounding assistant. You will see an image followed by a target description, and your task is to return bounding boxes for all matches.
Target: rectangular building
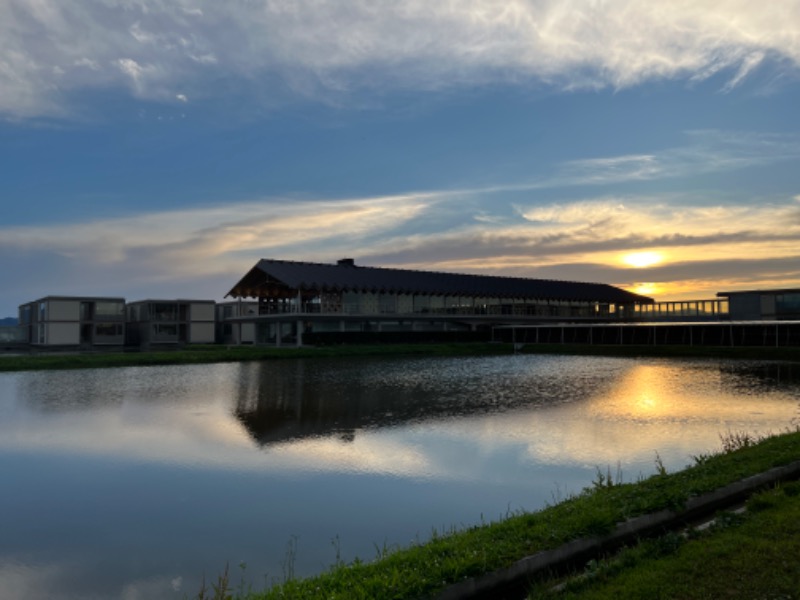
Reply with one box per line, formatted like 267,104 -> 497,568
18,296 -> 126,347
125,299 -> 216,346
216,301 -> 258,345
718,289 -> 800,320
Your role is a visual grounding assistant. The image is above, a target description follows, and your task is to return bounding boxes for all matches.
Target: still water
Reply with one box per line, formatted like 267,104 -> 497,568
1,354 -> 798,599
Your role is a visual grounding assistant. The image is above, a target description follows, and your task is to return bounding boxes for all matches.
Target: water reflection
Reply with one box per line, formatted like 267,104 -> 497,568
234,355 -> 620,446
1,356 -> 799,600
233,357 -> 800,474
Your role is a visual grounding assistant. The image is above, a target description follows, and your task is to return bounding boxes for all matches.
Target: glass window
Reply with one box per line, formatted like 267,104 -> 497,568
379,294 -> 396,313
776,293 -> 800,314
413,295 -> 431,312
153,303 -> 178,322
95,323 -> 123,338
80,302 -> 93,321
154,324 -> 179,340
95,301 -> 124,318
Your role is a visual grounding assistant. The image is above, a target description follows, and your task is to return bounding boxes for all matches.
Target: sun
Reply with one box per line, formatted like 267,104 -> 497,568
628,282 -> 666,297
622,251 -> 663,269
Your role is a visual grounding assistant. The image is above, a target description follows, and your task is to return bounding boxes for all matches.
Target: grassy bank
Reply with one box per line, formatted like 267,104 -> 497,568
0,342 -> 511,372
530,481 -> 800,599
2,342 -> 800,372
197,429 -> 800,600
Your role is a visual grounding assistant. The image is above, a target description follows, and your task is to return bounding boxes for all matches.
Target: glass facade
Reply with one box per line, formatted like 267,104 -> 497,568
153,324 -> 179,341
95,301 -> 125,319
776,293 -> 800,316
95,323 -> 124,338
249,290 -> 648,320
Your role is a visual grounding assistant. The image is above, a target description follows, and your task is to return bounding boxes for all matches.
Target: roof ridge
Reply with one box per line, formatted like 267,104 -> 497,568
259,258 -> 615,288
234,258 -> 654,303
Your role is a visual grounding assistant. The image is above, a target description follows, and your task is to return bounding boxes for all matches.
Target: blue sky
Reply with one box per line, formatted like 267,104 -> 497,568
2,1 -> 800,316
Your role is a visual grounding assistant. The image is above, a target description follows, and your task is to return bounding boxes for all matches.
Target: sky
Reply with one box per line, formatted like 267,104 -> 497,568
2,1 -> 800,317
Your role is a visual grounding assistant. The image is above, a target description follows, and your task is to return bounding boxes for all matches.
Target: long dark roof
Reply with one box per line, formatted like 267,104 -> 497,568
226,259 -> 654,304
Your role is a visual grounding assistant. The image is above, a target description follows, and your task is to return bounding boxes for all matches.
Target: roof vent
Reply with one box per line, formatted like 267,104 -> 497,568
337,258 -> 355,267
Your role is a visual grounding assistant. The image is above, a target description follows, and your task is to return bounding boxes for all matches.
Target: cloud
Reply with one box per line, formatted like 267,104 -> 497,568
2,1 -> 800,120
452,131 -> 800,196
6,187 -> 797,311
0,193 -> 435,290
2,168 -> 800,314
361,194 -> 800,299
0,560 -> 71,600
0,131 -> 798,313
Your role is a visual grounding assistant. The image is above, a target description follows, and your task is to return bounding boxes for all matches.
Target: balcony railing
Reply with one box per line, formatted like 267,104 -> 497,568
255,301 -> 658,320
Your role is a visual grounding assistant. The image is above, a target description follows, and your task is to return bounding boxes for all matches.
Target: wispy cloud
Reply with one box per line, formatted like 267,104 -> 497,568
1,129 -> 798,311
0,195 -> 434,310
2,1 -> 799,119
2,188 -> 798,309
449,130 -> 800,195
362,194 -> 800,298
0,193 -> 434,280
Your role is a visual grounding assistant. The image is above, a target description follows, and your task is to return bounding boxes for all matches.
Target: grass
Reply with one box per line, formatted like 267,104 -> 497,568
193,429 -> 800,600
2,341 -> 800,373
0,342 -> 514,372
529,482 -> 800,599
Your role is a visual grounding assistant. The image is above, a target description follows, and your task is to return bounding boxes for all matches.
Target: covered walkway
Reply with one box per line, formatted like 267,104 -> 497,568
494,321 -> 800,348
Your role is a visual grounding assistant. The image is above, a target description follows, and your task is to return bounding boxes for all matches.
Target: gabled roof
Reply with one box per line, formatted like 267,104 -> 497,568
227,259 -> 654,304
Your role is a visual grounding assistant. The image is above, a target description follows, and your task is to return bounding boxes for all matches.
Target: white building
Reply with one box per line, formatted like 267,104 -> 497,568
125,299 -> 216,346
18,296 -> 126,347
216,301 -> 259,345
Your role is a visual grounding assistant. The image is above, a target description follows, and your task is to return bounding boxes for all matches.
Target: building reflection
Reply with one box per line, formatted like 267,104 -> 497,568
233,360 -> 472,446
232,357 -> 800,453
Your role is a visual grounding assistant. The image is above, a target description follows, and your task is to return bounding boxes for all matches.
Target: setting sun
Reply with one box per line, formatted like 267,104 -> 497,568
629,282 -> 663,296
622,251 -> 664,268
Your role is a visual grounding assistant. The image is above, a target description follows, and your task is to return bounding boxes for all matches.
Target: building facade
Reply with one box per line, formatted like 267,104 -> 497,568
18,296 -> 126,347
225,258 -> 656,345
719,289 -> 800,320
125,299 -> 216,346
215,301 -> 258,344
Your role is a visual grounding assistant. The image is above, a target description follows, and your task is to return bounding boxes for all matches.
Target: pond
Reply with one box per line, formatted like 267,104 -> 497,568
0,354 -> 798,599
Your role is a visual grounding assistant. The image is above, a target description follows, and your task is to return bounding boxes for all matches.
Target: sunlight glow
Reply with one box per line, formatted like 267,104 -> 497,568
628,282 -> 663,297
622,251 -> 664,268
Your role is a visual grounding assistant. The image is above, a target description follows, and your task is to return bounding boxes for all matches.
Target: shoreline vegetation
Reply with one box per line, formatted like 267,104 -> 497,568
1,341 -> 800,372
197,429 -> 800,600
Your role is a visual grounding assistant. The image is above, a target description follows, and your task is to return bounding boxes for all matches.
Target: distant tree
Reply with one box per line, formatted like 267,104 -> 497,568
0,317 -> 18,326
